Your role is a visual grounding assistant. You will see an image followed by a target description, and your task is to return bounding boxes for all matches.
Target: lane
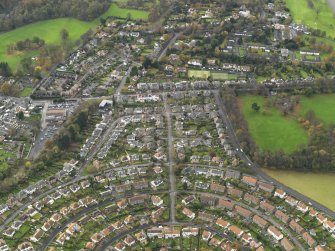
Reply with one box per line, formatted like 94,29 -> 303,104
115,64 -> 133,96
163,94 -> 177,223
157,32 -> 182,61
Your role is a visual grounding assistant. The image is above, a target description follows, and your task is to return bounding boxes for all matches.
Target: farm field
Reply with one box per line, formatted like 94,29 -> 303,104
285,0 -> 335,38
264,168 -> 335,211
239,96 -> 308,153
0,2 -> 149,70
299,94 -> 335,125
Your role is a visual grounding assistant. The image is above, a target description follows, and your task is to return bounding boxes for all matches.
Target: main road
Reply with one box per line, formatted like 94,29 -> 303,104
214,91 -> 335,219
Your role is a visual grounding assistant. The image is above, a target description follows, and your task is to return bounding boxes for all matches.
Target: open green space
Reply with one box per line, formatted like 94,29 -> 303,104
0,18 -> 96,70
299,94 -> 335,125
239,96 -> 308,153
188,70 -> 237,80
211,72 -> 237,80
188,69 -> 211,79
0,2 -> 149,70
102,3 -> 149,20
264,168 -> 335,211
285,0 -> 335,38
19,87 -> 33,97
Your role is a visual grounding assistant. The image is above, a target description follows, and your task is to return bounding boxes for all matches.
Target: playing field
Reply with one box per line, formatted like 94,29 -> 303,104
239,96 -> 308,153
0,2 -> 149,71
299,94 -> 335,125
188,70 -> 211,79
285,0 -> 335,38
211,72 -> 237,80
264,168 -> 335,211
188,70 -> 237,80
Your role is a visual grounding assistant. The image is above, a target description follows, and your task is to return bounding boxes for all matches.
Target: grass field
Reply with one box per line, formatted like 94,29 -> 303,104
0,2 -> 149,71
188,70 -> 237,80
285,0 -> 335,38
188,70 -> 211,79
20,87 -> 33,97
211,72 -> 237,80
239,96 -> 308,153
102,3 -> 149,20
264,168 -> 335,211
0,18 -> 95,70
299,94 -> 335,125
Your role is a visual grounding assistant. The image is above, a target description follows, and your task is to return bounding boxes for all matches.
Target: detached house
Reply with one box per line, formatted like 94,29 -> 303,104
267,226 -> 283,241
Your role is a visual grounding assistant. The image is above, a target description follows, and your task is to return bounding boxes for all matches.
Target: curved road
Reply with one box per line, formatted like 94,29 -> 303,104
191,191 -> 305,250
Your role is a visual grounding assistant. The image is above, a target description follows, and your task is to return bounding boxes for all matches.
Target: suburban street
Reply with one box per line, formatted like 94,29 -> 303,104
163,94 -> 177,224
192,191 -> 306,251
2,0 -> 335,250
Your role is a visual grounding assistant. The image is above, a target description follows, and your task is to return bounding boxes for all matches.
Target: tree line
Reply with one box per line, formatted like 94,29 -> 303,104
7,37 -> 45,55
0,0 -> 110,32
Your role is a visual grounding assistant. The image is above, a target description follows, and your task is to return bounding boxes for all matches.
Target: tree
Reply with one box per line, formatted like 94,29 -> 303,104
100,17 -> 106,26
60,29 -> 69,41
0,62 -> 12,77
130,66 -> 138,76
143,57 -> 152,69
19,57 -> 34,74
183,182 -> 188,190
76,110 -> 88,131
68,124 -> 79,141
17,111 -> 24,120
0,82 -> 11,95
58,134 -> 71,149
251,102 -> 260,112
127,12 -> 132,20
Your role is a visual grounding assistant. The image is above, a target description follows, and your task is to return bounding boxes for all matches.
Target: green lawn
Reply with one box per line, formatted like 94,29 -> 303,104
188,70 -> 211,79
102,3 -> 149,20
0,2 -> 148,71
239,96 -> 308,153
264,168 -> 335,211
211,72 -> 237,80
19,87 -> 33,97
299,94 -> 335,125
285,0 -> 335,38
188,70 -> 237,80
